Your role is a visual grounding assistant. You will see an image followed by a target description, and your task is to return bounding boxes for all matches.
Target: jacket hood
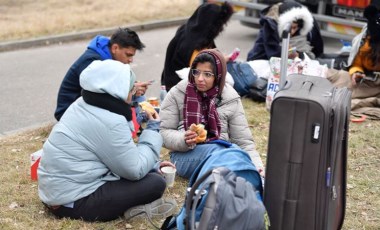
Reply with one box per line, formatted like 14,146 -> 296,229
278,6 -> 313,37
87,35 -> 112,60
80,60 -> 136,101
261,3 -> 280,21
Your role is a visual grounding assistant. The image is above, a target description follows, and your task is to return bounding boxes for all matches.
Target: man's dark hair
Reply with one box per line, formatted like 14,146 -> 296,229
110,28 -> 145,50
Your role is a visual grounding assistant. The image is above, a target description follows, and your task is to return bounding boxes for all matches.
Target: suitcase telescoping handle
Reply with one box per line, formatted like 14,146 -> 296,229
279,23 -> 292,90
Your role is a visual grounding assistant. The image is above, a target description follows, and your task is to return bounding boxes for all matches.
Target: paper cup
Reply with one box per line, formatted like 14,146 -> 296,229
161,166 -> 177,188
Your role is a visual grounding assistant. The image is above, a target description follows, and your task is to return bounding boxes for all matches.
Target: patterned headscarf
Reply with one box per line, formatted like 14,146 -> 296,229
183,49 -> 227,141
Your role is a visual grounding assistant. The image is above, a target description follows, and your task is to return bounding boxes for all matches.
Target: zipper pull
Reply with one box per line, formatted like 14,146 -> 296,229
326,167 -> 331,187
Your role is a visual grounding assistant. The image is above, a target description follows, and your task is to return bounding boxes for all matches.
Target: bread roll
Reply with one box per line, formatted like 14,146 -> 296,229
139,101 -> 156,115
189,123 -> 207,143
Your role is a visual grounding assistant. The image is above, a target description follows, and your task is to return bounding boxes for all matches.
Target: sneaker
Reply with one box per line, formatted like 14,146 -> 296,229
124,197 -> 177,221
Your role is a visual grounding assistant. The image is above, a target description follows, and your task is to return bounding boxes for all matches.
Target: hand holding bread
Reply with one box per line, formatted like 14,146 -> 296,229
139,101 -> 156,115
139,101 -> 159,120
189,123 -> 207,143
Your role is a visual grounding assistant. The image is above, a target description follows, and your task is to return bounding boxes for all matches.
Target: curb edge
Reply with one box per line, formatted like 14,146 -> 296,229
0,17 -> 187,53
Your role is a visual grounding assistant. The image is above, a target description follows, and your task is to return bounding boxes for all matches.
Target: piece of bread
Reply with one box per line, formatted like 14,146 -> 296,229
189,123 -> 207,143
139,101 -> 156,115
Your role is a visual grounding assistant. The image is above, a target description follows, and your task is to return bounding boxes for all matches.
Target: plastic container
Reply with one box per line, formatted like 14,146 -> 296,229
30,149 -> 43,180
160,85 -> 168,103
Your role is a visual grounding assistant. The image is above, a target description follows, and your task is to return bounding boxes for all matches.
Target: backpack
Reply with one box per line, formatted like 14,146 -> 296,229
161,147 -> 266,230
227,61 -> 258,96
248,77 -> 268,102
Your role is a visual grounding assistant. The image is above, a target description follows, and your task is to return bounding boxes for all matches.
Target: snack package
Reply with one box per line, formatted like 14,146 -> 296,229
228,48 -> 241,62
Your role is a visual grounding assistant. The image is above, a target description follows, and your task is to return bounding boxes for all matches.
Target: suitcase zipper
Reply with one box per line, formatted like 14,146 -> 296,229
326,88 -> 336,188
328,88 -> 349,193
321,87 -> 336,229
326,167 -> 331,187
324,87 -> 350,229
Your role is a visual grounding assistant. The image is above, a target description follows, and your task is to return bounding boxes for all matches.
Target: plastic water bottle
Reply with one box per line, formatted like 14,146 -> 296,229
339,40 -> 351,54
160,85 -> 167,104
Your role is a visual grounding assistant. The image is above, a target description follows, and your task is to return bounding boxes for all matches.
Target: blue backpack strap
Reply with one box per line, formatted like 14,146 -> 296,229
185,168 -> 214,230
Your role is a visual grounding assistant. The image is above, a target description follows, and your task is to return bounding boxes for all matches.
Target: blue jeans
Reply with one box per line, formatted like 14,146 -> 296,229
170,143 -> 228,179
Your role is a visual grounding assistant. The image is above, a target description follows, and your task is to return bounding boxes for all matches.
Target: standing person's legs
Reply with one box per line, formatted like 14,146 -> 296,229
49,172 -> 166,221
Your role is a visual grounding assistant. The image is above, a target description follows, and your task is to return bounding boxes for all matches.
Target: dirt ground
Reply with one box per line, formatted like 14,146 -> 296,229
0,0 -> 199,42
0,1 -> 379,229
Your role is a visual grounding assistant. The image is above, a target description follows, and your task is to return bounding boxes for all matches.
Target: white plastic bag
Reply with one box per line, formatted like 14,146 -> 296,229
266,55 -> 329,110
266,57 -> 301,110
247,60 -> 271,80
302,53 -> 328,78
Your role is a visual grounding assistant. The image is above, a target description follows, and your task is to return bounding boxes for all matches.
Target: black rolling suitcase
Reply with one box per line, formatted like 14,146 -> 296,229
264,25 -> 352,230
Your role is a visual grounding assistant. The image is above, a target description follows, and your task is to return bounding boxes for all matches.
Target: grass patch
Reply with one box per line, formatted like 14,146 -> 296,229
0,99 -> 379,229
0,0 -> 199,42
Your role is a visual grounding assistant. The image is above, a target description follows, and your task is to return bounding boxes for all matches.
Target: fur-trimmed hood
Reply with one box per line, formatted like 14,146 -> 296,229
278,6 -> 314,37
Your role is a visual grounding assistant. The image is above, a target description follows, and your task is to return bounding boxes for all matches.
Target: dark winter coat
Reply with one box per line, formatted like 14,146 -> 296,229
54,35 -> 111,121
246,4 -> 324,61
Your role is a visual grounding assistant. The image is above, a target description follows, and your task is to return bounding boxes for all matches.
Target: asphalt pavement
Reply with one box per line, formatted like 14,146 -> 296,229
0,19 -> 342,137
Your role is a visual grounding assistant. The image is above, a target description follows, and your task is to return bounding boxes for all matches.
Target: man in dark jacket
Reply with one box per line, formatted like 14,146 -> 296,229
247,1 -> 324,61
54,28 -> 146,121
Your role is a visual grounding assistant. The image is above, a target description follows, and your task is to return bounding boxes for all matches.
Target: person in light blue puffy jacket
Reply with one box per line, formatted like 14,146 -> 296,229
38,59 -> 176,222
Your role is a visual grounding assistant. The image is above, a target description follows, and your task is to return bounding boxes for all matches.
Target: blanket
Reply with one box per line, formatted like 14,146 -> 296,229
327,69 -> 380,119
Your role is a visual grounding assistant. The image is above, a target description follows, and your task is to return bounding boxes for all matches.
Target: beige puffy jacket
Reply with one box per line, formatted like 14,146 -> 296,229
159,79 -> 264,171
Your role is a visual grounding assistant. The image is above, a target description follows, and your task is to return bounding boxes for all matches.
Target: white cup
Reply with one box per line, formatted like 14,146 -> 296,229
161,166 -> 177,188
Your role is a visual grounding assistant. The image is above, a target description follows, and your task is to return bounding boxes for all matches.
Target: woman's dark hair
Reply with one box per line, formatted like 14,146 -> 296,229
292,19 -> 304,36
190,53 -> 217,87
295,19 -> 304,30
191,2 -> 234,50
191,53 -> 216,75
364,4 -> 380,66
110,28 -> 145,50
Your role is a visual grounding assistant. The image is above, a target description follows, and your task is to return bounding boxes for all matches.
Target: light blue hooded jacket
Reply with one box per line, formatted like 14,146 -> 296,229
38,60 -> 162,206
